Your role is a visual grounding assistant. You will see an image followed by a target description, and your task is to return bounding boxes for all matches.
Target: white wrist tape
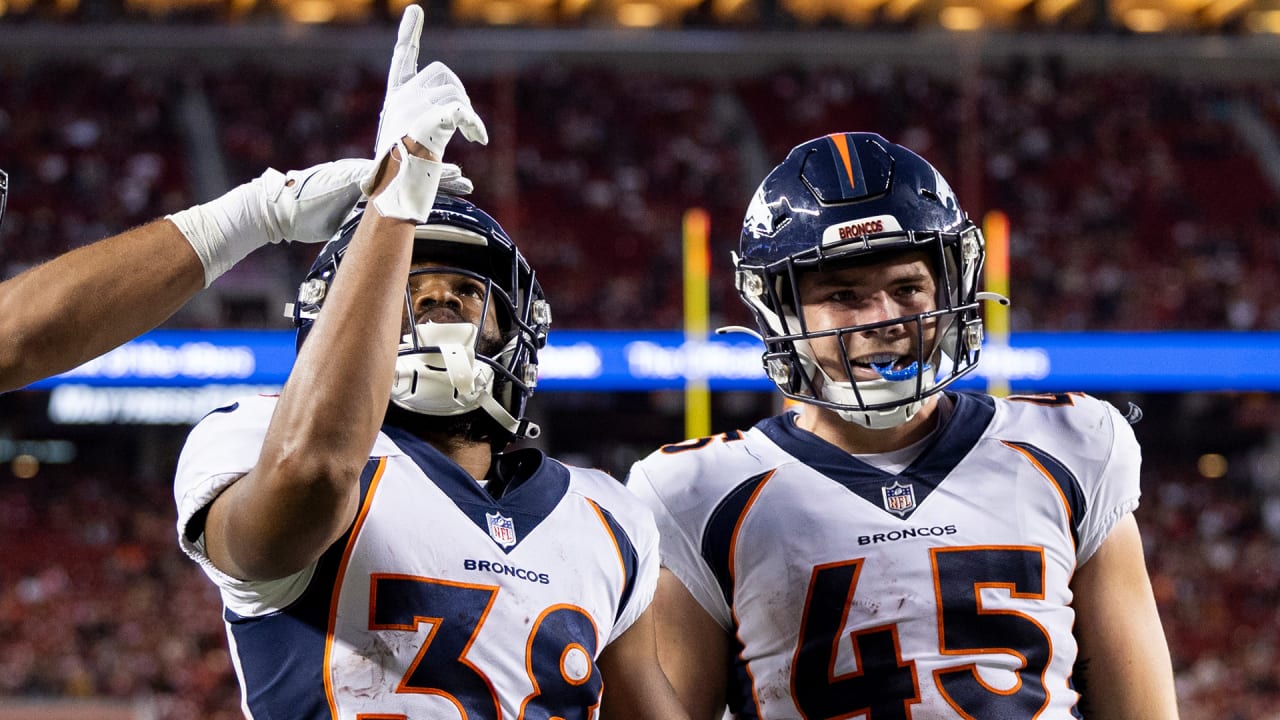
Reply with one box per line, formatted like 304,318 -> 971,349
168,161 -> 370,287
167,180 -> 271,287
361,140 -> 444,223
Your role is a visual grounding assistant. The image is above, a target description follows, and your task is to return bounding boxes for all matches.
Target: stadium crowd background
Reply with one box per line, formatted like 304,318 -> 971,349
1,5 -> 1279,718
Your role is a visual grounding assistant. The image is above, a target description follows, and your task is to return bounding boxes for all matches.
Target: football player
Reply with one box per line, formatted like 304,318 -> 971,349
173,11 -> 685,719
627,133 -> 1180,719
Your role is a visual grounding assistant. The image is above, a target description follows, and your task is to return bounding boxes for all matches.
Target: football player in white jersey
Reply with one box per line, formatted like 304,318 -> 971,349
627,133 -> 1180,720
173,19 -> 684,719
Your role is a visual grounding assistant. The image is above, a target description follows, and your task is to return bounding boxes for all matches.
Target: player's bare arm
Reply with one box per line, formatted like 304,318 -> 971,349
596,601 -> 692,720
653,568 -> 732,720
202,41 -> 488,581
1071,512 -> 1181,720
202,158 -> 416,581
0,159 -> 368,394
0,220 -> 203,393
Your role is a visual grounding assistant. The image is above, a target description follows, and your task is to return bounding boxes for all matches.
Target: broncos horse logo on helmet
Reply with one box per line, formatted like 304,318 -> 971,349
288,194 -> 551,441
729,132 -> 1008,430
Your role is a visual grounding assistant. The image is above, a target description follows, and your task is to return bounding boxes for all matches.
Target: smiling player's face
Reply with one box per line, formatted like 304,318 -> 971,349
795,251 -> 939,383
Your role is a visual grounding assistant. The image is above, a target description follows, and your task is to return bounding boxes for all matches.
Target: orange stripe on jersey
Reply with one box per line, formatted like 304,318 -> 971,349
324,456 -> 388,716
728,469 -> 775,586
722,470 -> 776,719
828,132 -> 858,192
586,498 -> 626,598
727,596 -> 767,719
1006,392 -> 1082,407
1000,441 -> 1078,554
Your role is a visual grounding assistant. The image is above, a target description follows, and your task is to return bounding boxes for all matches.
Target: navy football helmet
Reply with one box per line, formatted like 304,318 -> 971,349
732,132 -> 1004,429
289,195 -> 551,440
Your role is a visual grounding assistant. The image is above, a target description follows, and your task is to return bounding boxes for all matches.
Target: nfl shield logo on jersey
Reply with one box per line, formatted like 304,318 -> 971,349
486,511 -> 517,549
881,481 -> 916,517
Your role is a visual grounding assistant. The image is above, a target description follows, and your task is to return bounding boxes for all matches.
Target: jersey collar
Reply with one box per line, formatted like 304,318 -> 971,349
757,391 -> 996,520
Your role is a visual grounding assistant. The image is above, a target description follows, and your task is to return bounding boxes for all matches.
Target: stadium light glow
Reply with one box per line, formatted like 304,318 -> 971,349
617,1 -> 664,26
940,5 -> 986,29
483,0 -> 526,24
1247,8 -> 1280,30
1122,7 -> 1169,30
1197,453 -> 1229,479
285,0 -> 337,23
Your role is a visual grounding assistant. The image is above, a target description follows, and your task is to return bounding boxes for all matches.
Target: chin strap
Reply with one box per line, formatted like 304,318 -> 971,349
391,322 -> 539,440
479,394 -> 540,440
435,326 -> 481,399
819,368 -> 930,430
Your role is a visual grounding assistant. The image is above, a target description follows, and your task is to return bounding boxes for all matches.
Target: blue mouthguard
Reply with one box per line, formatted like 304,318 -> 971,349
870,361 -> 932,382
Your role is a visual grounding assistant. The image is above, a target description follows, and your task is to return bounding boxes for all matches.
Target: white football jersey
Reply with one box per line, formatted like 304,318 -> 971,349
627,391 -> 1141,720
175,394 -> 658,720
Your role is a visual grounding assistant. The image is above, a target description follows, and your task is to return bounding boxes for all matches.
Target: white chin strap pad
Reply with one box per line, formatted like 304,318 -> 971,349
825,376 -> 927,430
389,322 -> 529,437
391,322 -> 493,416
795,339 -> 933,430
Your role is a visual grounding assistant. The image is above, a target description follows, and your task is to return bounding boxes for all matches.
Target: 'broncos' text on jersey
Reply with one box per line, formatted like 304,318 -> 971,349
176,395 -> 658,719
628,391 -> 1140,719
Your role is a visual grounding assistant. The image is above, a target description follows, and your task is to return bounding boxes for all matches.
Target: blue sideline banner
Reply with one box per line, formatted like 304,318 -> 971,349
22,329 -> 1280,393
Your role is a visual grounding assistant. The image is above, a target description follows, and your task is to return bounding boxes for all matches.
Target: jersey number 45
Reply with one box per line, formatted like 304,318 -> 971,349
794,546 -> 1053,719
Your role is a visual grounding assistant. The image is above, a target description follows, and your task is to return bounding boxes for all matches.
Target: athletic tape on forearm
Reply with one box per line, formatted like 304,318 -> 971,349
362,141 -> 445,223
166,180 -> 273,287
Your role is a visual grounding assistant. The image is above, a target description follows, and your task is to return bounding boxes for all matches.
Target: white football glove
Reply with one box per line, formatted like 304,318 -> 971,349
364,5 -> 487,222
168,158 -> 370,287
438,163 -> 474,196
